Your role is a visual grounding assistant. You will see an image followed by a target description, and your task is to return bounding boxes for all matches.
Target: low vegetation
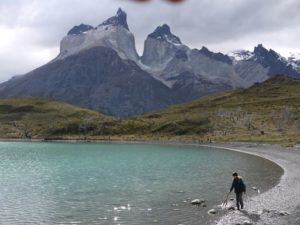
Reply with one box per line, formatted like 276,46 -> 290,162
0,98 -> 113,139
1,75 -> 300,145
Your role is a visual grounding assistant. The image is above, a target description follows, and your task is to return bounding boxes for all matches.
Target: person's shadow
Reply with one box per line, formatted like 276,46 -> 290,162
240,210 -> 261,223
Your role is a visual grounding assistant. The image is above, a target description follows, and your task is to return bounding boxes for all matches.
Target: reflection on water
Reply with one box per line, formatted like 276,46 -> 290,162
0,142 -> 283,225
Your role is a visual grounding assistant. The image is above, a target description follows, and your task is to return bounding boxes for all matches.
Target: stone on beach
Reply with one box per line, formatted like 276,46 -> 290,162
208,209 -> 217,215
191,198 -> 206,205
234,220 -> 252,225
242,220 -> 252,225
279,211 -> 289,216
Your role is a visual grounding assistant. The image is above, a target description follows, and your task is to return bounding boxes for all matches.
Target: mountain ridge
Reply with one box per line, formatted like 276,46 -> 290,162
0,8 -> 299,118
1,75 -> 299,145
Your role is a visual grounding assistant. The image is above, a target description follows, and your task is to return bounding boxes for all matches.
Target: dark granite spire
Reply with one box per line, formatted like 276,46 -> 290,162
199,47 -> 232,65
100,8 -> 129,30
67,24 -> 94,36
148,24 -> 181,44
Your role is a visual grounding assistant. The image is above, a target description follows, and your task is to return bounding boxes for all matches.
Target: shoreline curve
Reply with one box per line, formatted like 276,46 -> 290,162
206,142 -> 300,225
0,139 -> 299,224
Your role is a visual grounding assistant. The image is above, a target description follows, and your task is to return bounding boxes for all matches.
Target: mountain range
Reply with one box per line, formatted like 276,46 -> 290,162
1,75 -> 299,145
0,8 -> 299,117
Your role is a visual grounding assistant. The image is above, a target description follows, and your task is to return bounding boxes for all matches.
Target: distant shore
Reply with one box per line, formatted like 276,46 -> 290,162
0,138 -> 299,224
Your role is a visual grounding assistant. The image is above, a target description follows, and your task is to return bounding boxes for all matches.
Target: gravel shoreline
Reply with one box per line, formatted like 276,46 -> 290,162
206,142 -> 300,225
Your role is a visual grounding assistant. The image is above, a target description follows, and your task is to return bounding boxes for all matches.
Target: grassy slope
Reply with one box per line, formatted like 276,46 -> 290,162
0,98 -> 113,139
121,75 -> 300,144
0,75 -> 299,144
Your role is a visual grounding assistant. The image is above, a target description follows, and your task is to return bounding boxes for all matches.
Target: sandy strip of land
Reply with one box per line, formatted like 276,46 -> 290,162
204,142 -> 300,225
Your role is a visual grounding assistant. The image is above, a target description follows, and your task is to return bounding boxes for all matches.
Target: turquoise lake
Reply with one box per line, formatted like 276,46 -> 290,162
0,142 -> 283,225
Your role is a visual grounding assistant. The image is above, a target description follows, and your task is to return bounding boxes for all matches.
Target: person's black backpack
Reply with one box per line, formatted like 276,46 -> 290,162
240,178 -> 246,192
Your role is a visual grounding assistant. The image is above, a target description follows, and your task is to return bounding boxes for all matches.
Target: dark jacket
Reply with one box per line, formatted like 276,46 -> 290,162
230,177 -> 246,194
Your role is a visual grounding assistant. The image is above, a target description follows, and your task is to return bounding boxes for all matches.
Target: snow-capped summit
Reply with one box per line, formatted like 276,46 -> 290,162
99,8 -> 129,31
228,45 -> 300,80
288,53 -> 300,72
67,24 -> 94,36
228,49 -> 254,62
57,8 -> 139,62
148,24 -> 181,44
289,53 -> 300,61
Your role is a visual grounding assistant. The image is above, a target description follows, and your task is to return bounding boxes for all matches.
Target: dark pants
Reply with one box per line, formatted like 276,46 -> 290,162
236,193 -> 244,209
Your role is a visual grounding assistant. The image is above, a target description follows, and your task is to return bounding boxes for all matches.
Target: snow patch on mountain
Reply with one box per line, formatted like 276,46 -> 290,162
288,53 -> 300,72
228,50 -> 254,62
289,53 -> 300,61
67,24 -> 94,36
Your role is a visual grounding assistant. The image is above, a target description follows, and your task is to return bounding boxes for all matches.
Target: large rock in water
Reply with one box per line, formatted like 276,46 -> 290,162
0,47 -> 175,117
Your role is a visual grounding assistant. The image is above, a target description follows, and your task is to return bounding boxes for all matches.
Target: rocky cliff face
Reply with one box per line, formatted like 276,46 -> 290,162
141,25 -> 246,102
57,8 -> 139,62
229,44 -> 300,84
141,24 -> 186,68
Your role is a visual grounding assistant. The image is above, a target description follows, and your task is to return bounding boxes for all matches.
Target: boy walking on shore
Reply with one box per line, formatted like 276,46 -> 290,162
229,172 -> 246,210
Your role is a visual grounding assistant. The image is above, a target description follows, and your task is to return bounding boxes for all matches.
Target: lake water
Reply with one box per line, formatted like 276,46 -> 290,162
0,141 -> 283,225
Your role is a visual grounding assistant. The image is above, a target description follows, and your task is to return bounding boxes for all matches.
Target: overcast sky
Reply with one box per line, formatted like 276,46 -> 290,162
0,0 -> 300,82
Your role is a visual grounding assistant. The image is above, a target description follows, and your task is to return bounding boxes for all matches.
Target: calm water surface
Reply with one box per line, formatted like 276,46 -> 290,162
0,142 -> 283,225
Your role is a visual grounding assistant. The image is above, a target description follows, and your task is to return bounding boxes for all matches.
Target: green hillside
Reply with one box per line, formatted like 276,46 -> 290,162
0,98 -> 113,139
108,75 -> 300,144
1,75 -> 300,145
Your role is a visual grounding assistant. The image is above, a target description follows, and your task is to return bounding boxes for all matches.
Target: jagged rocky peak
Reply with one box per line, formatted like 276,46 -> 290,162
57,8 -> 138,62
141,24 -> 185,66
199,46 -> 232,65
148,24 -> 181,44
253,44 -> 285,62
250,44 -> 299,78
67,24 -> 94,35
99,8 -> 129,30
254,44 -> 272,58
